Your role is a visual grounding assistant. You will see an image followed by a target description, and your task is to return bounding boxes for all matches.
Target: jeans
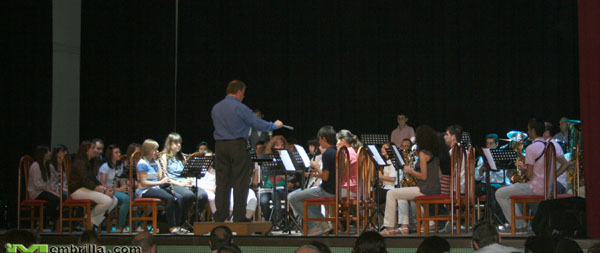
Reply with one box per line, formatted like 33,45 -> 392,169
113,191 -> 130,228
495,183 -> 535,229
142,188 -> 183,228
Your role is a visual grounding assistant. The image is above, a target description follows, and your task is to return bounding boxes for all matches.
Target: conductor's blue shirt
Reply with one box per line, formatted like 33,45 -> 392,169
212,95 -> 277,141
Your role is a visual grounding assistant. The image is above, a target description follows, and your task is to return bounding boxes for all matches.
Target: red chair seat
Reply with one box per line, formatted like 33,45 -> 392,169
509,195 -> 544,199
414,194 -> 450,200
134,198 -> 163,202
65,199 -> 93,204
340,197 -> 358,201
21,199 -> 46,205
303,197 -> 335,202
557,194 -> 573,198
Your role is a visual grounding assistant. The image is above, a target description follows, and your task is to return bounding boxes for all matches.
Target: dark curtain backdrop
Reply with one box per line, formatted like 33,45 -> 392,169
80,1 -> 579,153
4,1 -> 53,228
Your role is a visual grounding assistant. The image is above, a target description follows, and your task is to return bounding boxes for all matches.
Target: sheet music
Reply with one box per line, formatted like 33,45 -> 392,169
294,144 -> 311,168
391,145 -> 405,166
278,150 -> 297,172
367,145 -> 386,166
482,148 -> 498,171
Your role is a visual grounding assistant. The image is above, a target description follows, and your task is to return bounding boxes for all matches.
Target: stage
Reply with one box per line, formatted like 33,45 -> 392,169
3,230 -> 598,253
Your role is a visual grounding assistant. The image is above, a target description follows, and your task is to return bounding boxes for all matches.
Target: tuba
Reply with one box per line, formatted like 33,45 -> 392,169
510,139 -> 530,183
400,146 -> 418,187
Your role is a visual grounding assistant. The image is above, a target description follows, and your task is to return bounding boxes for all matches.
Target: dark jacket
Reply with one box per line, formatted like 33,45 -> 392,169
69,158 -> 100,194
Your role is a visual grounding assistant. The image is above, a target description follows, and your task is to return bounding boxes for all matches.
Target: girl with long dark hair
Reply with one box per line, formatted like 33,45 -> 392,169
27,145 -> 60,228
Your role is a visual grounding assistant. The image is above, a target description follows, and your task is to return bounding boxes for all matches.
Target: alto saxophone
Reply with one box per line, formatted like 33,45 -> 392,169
510,140 -> 530,183
400,149 -> 418,187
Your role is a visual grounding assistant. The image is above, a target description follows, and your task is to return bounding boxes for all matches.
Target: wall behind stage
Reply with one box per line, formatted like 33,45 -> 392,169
80,1 -> 579,152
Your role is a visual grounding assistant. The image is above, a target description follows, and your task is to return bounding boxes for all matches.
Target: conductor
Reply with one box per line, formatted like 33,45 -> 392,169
211,80 -> 283,222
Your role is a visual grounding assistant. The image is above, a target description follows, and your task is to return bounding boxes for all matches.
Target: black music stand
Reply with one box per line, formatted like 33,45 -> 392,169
181,155 -> 214,223
461,132 -> 472,147
365,144 -> 391,231
481,148 -> 518,224
361,134 -> 390,145
385,144 -> 407,188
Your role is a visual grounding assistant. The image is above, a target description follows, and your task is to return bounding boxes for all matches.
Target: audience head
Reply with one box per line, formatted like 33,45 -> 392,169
163,132 -> 183,160
76,140 -> 95,161
217,244 -> 241,253
415,125 -> 440,157
400,138 -> 413,151
78,230 -> 100,245
352,231 -> 387,253
141,139 -> 159,161
209,226 -> 234,251
554,238 -> 582,253
255,141 -> 266,154
92,138 -> 104,158
444,125 -> 463,147
472,222 -> 499,250
396,112 -> 409,127
524,235 -> 555,253
105,144 -> 122,168
588,241 -> 600,253
226,80 -> 246,101
266,135 -> 288,154
485,134 -> 499,149
527,118 -> 545,139
309,240 -> 331,253
3,230 -> 40,248
417,236 -> 450,253
336,129 -> 360,149
296,245 -> 319,253
132,231 -> 156,253
317,126 -> 337,147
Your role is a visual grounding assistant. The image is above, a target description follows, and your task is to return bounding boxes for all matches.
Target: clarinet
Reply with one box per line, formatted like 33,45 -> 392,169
157,158 -> 178,201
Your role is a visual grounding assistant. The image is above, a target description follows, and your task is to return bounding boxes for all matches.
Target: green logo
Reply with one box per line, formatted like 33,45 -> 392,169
5,243 -> 48,253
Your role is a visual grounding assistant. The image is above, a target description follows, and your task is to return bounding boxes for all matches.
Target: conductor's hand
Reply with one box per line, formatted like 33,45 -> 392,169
274,120 -> 283,129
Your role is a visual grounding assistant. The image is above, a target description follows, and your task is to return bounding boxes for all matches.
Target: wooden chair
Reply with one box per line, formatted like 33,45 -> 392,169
356,147 -> 376,232
17,155 -> 46,232
129,151 -> 165,234
60,155 -> 93,233
302,146 -> 351,236
509,142 -> 572,234
415,144 -> 472,235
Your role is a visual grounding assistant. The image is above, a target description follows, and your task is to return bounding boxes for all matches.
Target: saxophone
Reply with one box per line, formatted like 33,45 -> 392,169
400,149 -> 418,187
510,140 -> 530,183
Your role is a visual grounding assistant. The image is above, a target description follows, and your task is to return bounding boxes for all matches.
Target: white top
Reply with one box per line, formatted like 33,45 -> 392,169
98,162 -> 123,187
198,168 -> 216,190
382,159 -> 397,190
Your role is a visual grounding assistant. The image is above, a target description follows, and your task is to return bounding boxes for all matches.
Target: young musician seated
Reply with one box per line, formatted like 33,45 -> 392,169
70,141 -> 118,231
136,139 -> 185,234
160,133 -> 208,223
257,135 -> 288,225
50,144 -> 69,199
288,126 -> 338,236
98,144 -> 134,232
495,118 -> 573,233
336,129 -> 360,196
380,125 -> 441,236
28,145 -> 61,229
376,142 -> 398,205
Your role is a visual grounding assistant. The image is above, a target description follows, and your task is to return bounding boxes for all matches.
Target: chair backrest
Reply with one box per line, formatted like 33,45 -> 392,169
356,147 -> 375,204
18,155 -> 34,204
450,144 -> 466,201
129,151 -> 142,200
544,142 -> 558,200
335,146 -> 351,201
465,146 -> 476,205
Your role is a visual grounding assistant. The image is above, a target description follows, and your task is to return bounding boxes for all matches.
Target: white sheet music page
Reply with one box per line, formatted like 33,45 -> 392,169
367,145 -> 386,166
278,150 -> 297,172
294,144 -> 311,168
482,148 -> 498,171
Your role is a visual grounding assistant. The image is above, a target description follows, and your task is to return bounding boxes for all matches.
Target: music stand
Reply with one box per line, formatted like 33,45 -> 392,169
480,148 -> 518,224
461,132 -> 472,147
361,134 -> 390,145
365,144 -> 390,231
181,155 -> 214,223
385,144 -> 407,187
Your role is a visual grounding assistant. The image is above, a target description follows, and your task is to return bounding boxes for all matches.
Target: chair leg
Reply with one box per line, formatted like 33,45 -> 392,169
416,202 -> 421,236
511,199 -> 516,235
302,203 -> 308,236
39,205 -> 44,232
424,204 -> 430,235
152,204 -> 158,235
86,204 -> 92,230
